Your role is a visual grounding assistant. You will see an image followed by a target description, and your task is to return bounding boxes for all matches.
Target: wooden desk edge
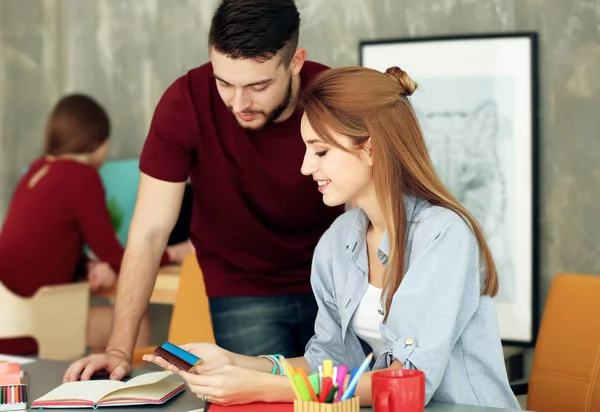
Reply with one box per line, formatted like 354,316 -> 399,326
92,264 -> 181,305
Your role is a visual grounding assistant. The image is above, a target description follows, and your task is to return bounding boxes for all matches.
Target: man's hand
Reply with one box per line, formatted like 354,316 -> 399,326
65,174 -> 186,383
63,351 -> 132,382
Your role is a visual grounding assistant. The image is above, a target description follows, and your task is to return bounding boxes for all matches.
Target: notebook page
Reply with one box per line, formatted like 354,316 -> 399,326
33,380 -> 125,403
99,380 -> 183,403
120,371 -> 174,389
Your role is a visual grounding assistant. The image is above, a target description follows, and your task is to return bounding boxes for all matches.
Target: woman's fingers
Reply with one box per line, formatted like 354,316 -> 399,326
179,343 -> 203,356
180,371 -> 225,401
180,369 -> 220,384
142,355 -> 180,373
193,359 -> 228,374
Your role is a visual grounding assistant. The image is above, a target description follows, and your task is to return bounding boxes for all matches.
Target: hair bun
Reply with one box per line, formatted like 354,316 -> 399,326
385,66 -> 418,97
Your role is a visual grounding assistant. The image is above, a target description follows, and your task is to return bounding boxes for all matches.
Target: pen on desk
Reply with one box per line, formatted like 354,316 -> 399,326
279,356 -> 301,400
319,377 -> 333,403
323,359 -> 333,379
325,385 -> 338,403
308,372 -> 320,396
295,368 -> 318,402
334,364 -> 348,401
340,353 -> 373,401
293,373 -> 312,401
346,367 -> 358,394
318,365 -> 323,390
22,371 -> 29,403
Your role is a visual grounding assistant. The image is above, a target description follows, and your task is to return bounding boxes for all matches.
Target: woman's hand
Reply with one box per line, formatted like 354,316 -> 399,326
180,365 -> 277,406
142,342 -> 234,374
166,240 -> 195,263
87,261 -> 117,291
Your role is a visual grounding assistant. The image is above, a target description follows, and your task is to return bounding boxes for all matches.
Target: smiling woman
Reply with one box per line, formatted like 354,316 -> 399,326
141,65 -> 520,410
300,122 -> 374,208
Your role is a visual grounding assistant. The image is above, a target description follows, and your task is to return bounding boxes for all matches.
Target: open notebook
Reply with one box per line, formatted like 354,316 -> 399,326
31,371 -> 185,408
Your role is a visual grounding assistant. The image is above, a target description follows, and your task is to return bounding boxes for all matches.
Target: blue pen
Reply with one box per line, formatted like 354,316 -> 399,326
340,353 -> 373,400
343,367 -> 358,398
161,342 -> 201,366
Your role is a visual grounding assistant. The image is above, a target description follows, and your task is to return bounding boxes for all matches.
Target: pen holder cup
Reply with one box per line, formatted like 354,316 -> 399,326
294,397 -> 360,412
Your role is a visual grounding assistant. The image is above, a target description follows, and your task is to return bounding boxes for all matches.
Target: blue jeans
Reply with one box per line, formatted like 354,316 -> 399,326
208,293 -> 318,357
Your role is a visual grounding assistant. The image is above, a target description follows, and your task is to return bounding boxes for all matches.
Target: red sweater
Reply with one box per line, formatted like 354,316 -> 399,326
140,61 -> 343,298
0,157 -> 166,354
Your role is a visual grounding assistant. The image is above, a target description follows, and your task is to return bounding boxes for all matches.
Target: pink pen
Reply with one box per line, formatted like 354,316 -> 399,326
335,365 -> 348,401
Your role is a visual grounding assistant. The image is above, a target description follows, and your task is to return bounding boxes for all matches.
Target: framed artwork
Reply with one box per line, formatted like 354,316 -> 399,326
360,33 -> 539,345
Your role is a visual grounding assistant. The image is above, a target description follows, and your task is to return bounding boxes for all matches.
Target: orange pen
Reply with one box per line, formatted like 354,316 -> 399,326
295,367 -> 318,402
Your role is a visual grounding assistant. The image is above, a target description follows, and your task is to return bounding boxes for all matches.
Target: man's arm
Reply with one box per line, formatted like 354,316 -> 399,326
64,173 -> 186,382
107,173 -> 186,359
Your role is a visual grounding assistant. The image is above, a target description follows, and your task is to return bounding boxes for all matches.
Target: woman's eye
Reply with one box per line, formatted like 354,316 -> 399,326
315,151 -> 327,157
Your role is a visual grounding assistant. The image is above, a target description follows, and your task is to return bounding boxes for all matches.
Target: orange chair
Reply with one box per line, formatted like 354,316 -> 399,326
513,273 -> 600,412
132,254 -> 215,365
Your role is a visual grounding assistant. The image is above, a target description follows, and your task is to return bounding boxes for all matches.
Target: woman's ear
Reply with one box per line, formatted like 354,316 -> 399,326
363,138 -> 374,167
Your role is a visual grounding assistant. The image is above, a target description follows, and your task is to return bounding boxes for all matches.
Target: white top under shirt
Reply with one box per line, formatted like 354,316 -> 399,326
350,283 -> 386,359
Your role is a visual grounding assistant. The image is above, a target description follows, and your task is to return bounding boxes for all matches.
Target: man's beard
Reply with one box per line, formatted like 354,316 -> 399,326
231,76 -> 293,131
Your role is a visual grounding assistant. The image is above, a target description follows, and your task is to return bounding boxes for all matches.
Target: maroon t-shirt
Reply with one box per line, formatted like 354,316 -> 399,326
140,61 -> 343,298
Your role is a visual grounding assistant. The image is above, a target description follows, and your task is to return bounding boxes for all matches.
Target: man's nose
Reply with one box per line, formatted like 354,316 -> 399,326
231,89 -> 251,113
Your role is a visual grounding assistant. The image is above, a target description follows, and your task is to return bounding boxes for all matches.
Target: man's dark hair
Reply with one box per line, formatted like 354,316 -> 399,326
209,0 -> 300,65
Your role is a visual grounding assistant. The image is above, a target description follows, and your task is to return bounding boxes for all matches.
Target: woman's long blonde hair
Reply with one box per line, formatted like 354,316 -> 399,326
302,66 -> 498,322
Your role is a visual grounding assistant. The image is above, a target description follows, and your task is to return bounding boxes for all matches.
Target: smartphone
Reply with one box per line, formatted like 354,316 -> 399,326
153,342 -> 202,372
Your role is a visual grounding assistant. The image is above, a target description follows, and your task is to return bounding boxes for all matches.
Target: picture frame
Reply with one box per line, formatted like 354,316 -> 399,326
360,33 -> 539,346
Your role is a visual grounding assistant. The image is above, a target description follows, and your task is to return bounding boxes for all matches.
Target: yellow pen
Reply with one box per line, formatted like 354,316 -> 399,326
279,356 -> 302,400
323,359 -> 333,379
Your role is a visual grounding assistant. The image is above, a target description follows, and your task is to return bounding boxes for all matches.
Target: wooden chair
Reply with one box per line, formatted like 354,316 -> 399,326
0,281 -> 89,361
512,273 -> 600,412
133,253 -> 215,365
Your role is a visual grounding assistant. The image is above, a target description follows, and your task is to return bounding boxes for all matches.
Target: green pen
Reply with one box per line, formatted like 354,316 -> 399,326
293,373 -> 312,401
325,385 -> 338,403
308,372 -> 320,396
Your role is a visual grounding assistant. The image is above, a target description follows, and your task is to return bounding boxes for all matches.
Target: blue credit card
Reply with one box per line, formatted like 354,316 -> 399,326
161,342 -> 201,366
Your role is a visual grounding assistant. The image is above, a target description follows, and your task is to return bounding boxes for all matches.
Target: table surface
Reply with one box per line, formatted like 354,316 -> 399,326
21,359 -> 525,411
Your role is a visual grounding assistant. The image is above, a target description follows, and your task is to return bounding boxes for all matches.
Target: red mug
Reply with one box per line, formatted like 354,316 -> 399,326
371,369 -> 425,412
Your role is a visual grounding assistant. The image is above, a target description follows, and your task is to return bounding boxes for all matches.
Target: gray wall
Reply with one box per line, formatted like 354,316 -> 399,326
1,0 -> 600,336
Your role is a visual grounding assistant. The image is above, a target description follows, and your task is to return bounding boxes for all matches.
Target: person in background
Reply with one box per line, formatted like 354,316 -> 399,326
0,94 -> 192,356
63,0 -> 343,382
142,66 -> 520,409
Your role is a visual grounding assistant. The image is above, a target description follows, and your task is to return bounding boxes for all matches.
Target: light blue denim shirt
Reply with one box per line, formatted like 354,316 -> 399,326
304,195 -> 520,409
